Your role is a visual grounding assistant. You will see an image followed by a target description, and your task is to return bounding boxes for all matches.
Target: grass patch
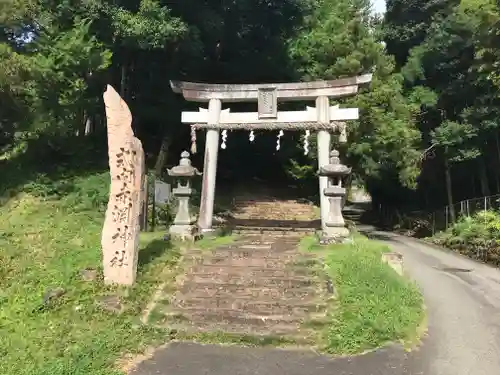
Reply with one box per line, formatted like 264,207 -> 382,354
194,232 -> 238,250
0,173 -> 180,375
300,234 -> 425,355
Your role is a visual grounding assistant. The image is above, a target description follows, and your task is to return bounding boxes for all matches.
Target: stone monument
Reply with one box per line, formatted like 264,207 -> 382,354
319,149 -> 351,243
167,151 -> 201,241
101,85 -> 145,286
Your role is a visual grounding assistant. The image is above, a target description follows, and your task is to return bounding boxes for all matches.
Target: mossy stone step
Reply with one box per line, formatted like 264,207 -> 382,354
178,282 -> 320,299
161,321 -> 318,346
170,295 -> 328,314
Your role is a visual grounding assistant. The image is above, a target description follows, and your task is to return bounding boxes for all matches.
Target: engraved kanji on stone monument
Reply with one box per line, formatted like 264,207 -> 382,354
101,85 -> 145,285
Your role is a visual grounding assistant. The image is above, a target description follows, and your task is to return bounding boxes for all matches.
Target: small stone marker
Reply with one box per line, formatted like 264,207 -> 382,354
382,252 -> 404,276
80,268 -> 98,282
101,85 -> 145,286
154,179 -> 171,204
96,295 -> 124,314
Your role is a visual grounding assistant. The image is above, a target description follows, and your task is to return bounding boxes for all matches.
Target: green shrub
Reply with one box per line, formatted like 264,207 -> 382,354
432,210 -> 500,266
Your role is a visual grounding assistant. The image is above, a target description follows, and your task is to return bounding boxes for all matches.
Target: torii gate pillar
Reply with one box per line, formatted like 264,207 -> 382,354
198,99 -> 221,231
316,96 -> 331,232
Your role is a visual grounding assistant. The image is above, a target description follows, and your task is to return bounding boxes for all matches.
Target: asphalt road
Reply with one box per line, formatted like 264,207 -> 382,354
365,228 -> 500,375
131,227 -> 500,375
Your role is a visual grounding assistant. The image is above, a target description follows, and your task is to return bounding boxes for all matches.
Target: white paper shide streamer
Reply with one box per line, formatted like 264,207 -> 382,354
190,125 -> 197,154
303,130 -> 310,155
249,130 -> 255,142
221,129 -> 228,149
276,130 -> 284,151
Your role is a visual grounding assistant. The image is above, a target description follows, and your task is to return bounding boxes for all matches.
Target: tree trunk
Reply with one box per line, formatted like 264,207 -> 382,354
139,159 -> 149,232
423,189 -> 429,209
78,107 -> 87,137
343,173 -> 353,208
120,62 -> 127,100
471,174 -> 476,198
478,157 -> 491,197
444,151 -> 456,222
495,133 -> 500,194
83,110 -> 93,136
154,137 -> 171,177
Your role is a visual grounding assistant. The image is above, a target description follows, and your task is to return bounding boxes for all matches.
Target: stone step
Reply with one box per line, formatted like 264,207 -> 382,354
174,289 -> 326,304
164,308 -> 314,328
185,263 -> 317,277
193,237 -> 300,247
232,201 -> 314,207
184,255 -> 298,268
234,215 -> 315,217
163,321 -> 318,344
200,247 -> 305,259
186,258 -> 319,278
233,221 -> 317,225
234,209 -> 315,213
232,227 -> 317,235
183,253 -> 320,271
170,294 -> 327,314
166,304 -> 326,321
186,272 -> 316,288
233,207 -> 315,211
179,282 -> 320,300
194,252 -> 299,262
184,253 -> 303,266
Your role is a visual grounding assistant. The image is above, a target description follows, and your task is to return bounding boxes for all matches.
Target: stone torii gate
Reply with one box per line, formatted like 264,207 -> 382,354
170,75 -> 372,235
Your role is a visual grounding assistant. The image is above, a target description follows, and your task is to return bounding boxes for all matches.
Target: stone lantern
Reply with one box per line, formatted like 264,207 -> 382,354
167,151 -> 202,240
318,149 -> 352,243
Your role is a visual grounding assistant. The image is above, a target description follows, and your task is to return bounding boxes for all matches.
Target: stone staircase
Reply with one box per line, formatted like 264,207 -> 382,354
160,234 -> 328,343
228,192 -> 320,234
150,192 -> 330,343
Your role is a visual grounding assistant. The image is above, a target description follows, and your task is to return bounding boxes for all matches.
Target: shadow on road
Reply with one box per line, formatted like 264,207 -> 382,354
358,230 -> 395,242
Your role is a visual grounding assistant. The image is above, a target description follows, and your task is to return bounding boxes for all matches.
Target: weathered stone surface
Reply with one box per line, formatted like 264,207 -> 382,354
168,152 -> 201,241
320,150 -> 351,241
154,234 -> 325,340
96,295 -> 124,314
170,74 -> 372,102
80,268 -> 98,282
101,85 -> 145,286
154,180 -> 171,204
382,252 -> 404,276
144,193 -> 329,341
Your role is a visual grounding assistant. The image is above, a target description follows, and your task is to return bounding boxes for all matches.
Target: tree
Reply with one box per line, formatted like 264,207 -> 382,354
287,0 -> 422,204
389,0 -> 500,213
384,0 -> 460,68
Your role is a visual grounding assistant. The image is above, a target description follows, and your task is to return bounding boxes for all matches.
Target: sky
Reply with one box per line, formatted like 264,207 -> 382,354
372,0 -> 386,14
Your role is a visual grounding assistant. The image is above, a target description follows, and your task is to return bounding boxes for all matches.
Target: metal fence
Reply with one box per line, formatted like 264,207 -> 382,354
377,194 -> 500,236
436,194 -> 500,233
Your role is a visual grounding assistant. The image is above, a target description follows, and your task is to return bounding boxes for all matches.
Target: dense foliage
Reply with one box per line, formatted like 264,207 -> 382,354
384,0 -> 500,214
2,0 -> 500,212
432,210 -> 500,266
